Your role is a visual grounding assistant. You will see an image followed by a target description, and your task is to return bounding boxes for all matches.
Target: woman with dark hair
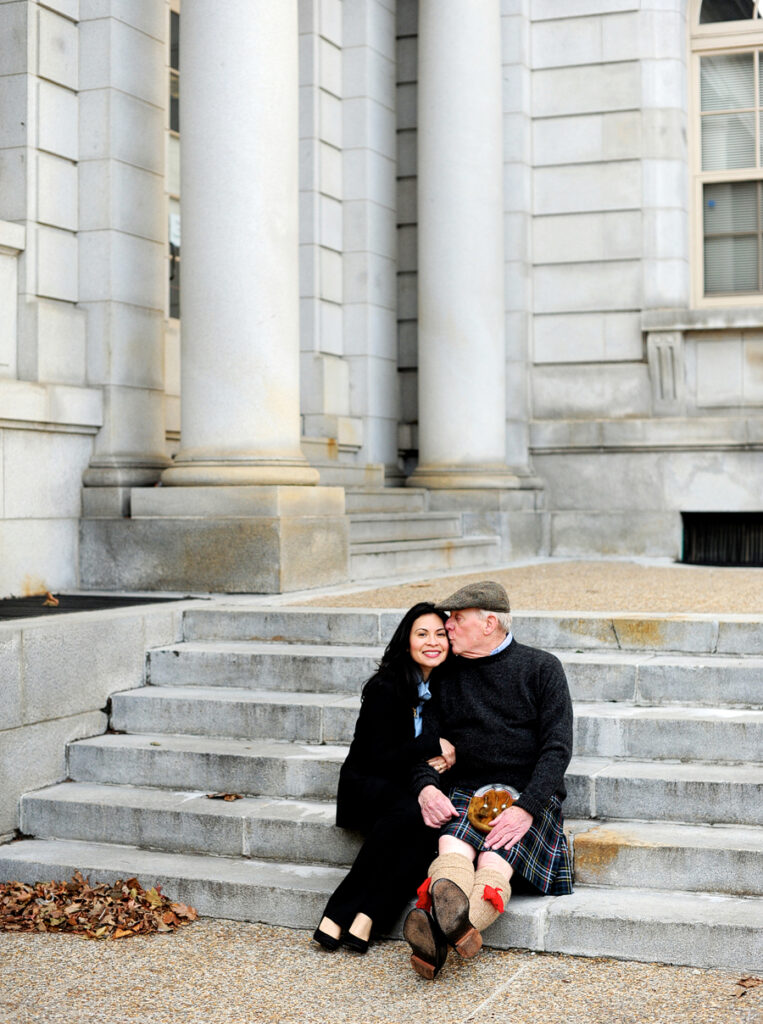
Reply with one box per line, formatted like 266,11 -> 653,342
313,602 -> 454,954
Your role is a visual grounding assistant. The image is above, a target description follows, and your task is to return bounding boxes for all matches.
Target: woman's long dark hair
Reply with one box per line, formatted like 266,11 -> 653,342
361,602 -> 449,706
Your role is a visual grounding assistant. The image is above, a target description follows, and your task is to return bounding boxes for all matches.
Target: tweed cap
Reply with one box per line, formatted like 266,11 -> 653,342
436,580 -> 510,613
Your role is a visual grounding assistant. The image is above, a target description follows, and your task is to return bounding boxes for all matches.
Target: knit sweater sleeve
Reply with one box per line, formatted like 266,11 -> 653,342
513,653 -> 573,820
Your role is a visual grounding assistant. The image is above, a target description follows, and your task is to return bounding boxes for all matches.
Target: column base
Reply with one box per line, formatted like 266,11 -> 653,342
80,485 -> 349,593
161,457 -> 320,487
83,457 -> 170,488
406,464 -> 528,490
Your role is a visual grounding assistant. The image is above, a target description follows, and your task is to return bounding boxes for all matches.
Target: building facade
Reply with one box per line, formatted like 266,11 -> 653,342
0,0 -> 761,596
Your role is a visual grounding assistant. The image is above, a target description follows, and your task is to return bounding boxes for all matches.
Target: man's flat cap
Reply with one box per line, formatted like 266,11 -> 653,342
436,580 -> 510,613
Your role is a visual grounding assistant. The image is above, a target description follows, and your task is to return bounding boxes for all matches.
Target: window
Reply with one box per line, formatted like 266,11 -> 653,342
168,5 -> 181,319
693,1 -> 763,302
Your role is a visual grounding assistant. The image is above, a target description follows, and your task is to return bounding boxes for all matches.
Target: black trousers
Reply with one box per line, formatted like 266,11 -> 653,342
322,793 -> 437,934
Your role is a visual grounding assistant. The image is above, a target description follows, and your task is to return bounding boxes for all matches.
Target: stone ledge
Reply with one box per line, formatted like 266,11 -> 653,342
643,307 -> 763,332
530,416 -> 762,451
0,379 -> 103,432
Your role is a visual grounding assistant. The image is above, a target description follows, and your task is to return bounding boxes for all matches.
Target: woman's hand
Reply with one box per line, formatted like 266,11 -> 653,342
439,737 -> 456,768
426,738 -> 455,774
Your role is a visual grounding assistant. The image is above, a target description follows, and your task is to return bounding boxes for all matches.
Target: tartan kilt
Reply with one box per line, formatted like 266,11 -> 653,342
441,787 -> 573,896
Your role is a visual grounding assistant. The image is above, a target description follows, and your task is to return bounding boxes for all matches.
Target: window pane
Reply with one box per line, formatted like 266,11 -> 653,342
169,257 -> 180,319
170,11 -> 179,71
701,111 -> 756,169
704,234 -> 758,291
701,54 -> 754,112
170,71 -> 179,133
704,181 -> 758,234
168,134 -> 180,195
700,0 -> 755,22
169,197 -> 181,250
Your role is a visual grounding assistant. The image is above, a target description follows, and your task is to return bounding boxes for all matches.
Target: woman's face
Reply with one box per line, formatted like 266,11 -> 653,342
408,613 -> 449,679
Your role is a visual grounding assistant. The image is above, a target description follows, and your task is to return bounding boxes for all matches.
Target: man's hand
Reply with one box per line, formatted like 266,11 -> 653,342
483,805 -> 533,851
418,785 -> 458,829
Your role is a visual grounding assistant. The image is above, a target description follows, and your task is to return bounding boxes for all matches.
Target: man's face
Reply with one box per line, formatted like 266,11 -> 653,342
445,608 -> 488,657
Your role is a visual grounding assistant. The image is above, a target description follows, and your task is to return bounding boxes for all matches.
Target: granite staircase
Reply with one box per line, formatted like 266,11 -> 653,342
2,606 -> 761,971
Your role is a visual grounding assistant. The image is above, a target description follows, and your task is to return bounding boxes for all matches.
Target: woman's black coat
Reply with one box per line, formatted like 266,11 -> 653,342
335,674 -> 442,831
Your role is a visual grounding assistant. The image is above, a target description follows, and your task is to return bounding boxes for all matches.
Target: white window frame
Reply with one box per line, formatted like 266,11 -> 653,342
691,0 -> 763,306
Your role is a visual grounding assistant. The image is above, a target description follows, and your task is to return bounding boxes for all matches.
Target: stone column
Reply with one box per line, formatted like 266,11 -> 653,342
162,0 -> 317,487
408,0 -> 517,489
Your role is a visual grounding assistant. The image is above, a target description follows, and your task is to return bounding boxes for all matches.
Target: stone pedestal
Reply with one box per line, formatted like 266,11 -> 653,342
80,486 -> 348,593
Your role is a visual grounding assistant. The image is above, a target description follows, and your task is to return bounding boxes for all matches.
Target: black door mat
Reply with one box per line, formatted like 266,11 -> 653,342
0,594 -> 188,621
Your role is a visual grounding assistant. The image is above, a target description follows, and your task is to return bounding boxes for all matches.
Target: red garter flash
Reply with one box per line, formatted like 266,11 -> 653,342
483,885 -> 505,913
415,877 -> 432,911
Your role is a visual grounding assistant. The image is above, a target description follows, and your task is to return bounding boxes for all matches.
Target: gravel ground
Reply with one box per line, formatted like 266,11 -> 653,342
299,559 -> 763,614
0,920 -> 760,1024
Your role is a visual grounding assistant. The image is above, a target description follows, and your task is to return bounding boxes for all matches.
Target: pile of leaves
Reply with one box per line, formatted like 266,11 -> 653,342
0,871 -> 197,940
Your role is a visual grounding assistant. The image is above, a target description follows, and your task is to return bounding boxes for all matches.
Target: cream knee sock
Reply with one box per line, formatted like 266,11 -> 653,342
468,866 -> 510,932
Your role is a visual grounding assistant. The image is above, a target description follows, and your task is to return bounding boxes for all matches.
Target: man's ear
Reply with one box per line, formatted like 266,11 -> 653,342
483,613 -> 497,634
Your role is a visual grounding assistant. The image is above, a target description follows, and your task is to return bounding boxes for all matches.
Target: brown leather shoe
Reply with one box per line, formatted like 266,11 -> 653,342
403,907 -> 448,980
430,877 -> 482,958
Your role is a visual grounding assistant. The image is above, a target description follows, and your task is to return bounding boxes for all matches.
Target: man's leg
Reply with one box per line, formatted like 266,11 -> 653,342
424,835 -> 483,958
469,850 -> 513,932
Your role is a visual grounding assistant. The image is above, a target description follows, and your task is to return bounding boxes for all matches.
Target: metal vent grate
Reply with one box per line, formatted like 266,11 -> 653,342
681,512 -> 763,567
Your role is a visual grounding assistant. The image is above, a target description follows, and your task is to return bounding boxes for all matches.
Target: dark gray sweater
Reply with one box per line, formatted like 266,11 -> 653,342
411,639 -> 573,821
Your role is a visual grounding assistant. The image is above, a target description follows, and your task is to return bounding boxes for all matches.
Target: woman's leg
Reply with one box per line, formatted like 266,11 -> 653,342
321,794 -> 437,937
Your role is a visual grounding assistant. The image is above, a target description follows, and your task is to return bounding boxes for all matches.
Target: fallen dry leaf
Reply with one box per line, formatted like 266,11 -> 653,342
42,592 -> 59,607
206,792 -> 243,801
0,872 -> 197,940
734,976 -> 763,998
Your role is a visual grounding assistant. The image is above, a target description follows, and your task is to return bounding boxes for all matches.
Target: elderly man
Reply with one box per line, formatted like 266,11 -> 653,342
403,581 -> 573,980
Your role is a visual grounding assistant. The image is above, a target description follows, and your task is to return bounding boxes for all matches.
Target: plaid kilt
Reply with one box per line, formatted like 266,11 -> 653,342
441,787 -> 573,896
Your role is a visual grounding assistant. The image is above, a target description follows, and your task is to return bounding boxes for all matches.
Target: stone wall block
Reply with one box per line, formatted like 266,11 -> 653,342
533,62 -> 639,118
534,260 -> 641,315
79,0 -> 166,41
0,712 -> 106,835
35,225 -> 77,302
533,364 -> 651,420
37,152 -> 77,231
38,6 -> 78,90
534,161 -> 640,215
0,4 -> 29,77
3,428 -> 91,518
79,17 -> 164,108
78,232 -> 165,309
0,629 -> 23,731
79,300 -> 164,390
78,160 -> 165,242
37,80 -> 77,160
78,90 -> 163,173
0,77 -> 28,150
21,615 -> 146,723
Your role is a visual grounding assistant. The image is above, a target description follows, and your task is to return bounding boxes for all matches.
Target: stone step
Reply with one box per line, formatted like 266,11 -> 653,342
343,488 -> 428,514
179,607 -> 763,656
148,641 -> 762,708
111,686 -> 360,744
112,686 -> 763,761
68,734 -> 347,800
20,784 -> 359,866
66,735 -> 763,826
0,839 -> 759,970
349,535 -> 501,580
348,512 -> 462,544
573,703 -> 763,762
148,641 -> 381,693
570,819 -> 763,896
563,652 -> 763,707
566,757 -> 763,826
20,783 -> 763,898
